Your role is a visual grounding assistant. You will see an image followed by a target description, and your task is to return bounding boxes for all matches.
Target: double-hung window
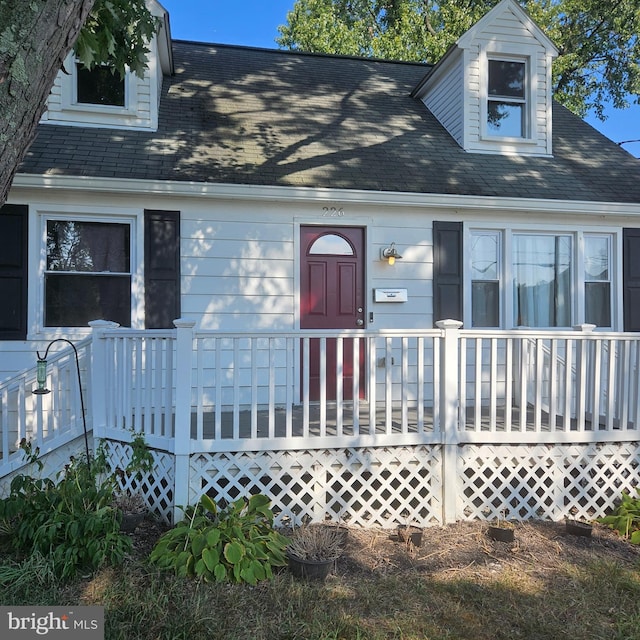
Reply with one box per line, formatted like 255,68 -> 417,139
584,235 -> 611,327
470,230 -> 614,329
471,231 -> 501,327
45,220 -> 132,327
487,58 -> 527,138
76,64 -> 126,107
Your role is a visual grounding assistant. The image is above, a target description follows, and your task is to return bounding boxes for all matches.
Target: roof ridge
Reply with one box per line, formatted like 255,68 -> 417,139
171,39 -> 433,68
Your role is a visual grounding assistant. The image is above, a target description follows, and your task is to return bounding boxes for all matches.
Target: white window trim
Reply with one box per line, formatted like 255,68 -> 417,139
479,43 -> 538,145
580,232 -> 615,328
65,59 -> 138,117
29,206 -> 144,339
469,229 -> 503,328
41,51 -> 158,131
465,224 -> 620,331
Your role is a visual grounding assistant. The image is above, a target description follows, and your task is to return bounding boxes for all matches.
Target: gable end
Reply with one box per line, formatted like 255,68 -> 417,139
414,0 -> 557,157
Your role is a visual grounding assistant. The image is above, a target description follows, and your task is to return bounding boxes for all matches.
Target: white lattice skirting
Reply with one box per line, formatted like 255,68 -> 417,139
103,439 -> 175,524
102,440 -> 640,527
459,442 -> 640,522
190,446 -> 444,528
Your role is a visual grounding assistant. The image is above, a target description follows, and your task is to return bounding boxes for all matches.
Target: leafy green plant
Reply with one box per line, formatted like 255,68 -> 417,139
598,488 -> 640,544
150,493 -> 290,585
0,447 -> 132,580
121,431 -> 155,477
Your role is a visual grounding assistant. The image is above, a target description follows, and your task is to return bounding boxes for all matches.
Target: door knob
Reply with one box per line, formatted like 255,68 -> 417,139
356,318 -> 364,326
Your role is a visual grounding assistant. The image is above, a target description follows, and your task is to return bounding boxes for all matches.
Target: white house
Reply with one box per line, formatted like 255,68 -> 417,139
1,0 -> 639,526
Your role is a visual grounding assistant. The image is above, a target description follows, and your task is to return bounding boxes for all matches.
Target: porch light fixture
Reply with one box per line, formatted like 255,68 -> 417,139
33,339 -> 91,467
381,242 -> 402,265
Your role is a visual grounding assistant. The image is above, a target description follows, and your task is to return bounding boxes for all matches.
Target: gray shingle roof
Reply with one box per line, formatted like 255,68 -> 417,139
19,41 -> 640,203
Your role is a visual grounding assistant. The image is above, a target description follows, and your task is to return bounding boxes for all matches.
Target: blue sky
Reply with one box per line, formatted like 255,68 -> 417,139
160,0 -> 640,158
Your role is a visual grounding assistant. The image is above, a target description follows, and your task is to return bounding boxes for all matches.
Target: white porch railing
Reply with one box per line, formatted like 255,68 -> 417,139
92,320 -> 640,450
4,320 -> 638,524
87,319 -> 640,525
0,337 -> 92,479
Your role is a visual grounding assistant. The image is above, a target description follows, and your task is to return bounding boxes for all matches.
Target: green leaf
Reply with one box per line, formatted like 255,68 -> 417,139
206,528 -> 221,547
202,547 -> 219,571
214,563 -> 227,582
191,534 -> 207,557
247,494 -> 271,510
630,529 -> 640,545
251,559 -> 266,582
224,541 -> 245,565
240,565 -> 257,586
200,494 -> 218,516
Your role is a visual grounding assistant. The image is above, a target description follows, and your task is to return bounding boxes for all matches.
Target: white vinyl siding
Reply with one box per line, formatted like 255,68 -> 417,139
422,58 -> 465,147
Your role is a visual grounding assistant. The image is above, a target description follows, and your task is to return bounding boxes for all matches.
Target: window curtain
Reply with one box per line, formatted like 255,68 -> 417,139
514,235 -> 571,327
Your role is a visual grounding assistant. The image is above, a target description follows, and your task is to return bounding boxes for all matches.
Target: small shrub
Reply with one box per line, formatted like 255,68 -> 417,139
0,450 -> 132,580
149,493 -> 290,585
598,488 -> 640,544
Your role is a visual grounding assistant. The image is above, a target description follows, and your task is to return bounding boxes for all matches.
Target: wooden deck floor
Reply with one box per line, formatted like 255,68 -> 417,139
187,403 -> 608,439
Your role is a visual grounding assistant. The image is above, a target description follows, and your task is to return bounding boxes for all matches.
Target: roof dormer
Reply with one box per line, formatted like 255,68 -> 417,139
41,0 -> 173,132
413,0 -> 558,157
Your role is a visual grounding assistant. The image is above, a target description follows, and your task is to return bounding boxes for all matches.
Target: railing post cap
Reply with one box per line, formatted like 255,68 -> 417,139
88,320 -> 120,329
435,319 -> 463,330
173,318 -> 197,329
573,323 -> 597,332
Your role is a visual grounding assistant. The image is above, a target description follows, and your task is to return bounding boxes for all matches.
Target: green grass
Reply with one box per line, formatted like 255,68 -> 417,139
1,525 -> 639,640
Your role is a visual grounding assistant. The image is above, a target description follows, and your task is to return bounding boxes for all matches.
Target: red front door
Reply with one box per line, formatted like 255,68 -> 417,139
300,226 -> 365,400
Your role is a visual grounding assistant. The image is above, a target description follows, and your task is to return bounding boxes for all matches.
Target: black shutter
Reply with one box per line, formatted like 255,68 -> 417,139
144,210 -> 180,329
623,228 -> 640,331
433,221 -> 463,326
0,204 -> 28,340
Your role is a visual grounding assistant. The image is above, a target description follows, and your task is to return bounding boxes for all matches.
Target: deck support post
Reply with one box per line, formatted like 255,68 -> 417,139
173,318 -> 196,522
436,319 -> 463,524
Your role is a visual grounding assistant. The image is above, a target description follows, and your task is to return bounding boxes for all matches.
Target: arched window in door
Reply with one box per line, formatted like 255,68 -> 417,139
308,233 -> 354,256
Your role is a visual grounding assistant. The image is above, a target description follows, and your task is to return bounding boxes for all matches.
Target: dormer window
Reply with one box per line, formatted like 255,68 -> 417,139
76,64 -> 126,107
413,0 -> 557,156
487,59 -> 526,138
40,1 -> 171,131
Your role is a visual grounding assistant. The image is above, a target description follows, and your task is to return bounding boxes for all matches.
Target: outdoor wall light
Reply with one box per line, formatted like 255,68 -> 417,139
381,242 -> 402,265
32,338 -> 91,466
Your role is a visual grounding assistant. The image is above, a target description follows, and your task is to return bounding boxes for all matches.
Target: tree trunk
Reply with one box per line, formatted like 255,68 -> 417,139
0,0 -> 96,207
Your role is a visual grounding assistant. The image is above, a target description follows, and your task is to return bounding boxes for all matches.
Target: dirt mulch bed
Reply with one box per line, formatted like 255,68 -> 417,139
132,515 -> 639,582
335,519 -> 640,580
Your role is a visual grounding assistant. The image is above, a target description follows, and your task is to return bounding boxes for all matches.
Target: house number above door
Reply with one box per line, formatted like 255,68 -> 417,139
322,207 -> 345,217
